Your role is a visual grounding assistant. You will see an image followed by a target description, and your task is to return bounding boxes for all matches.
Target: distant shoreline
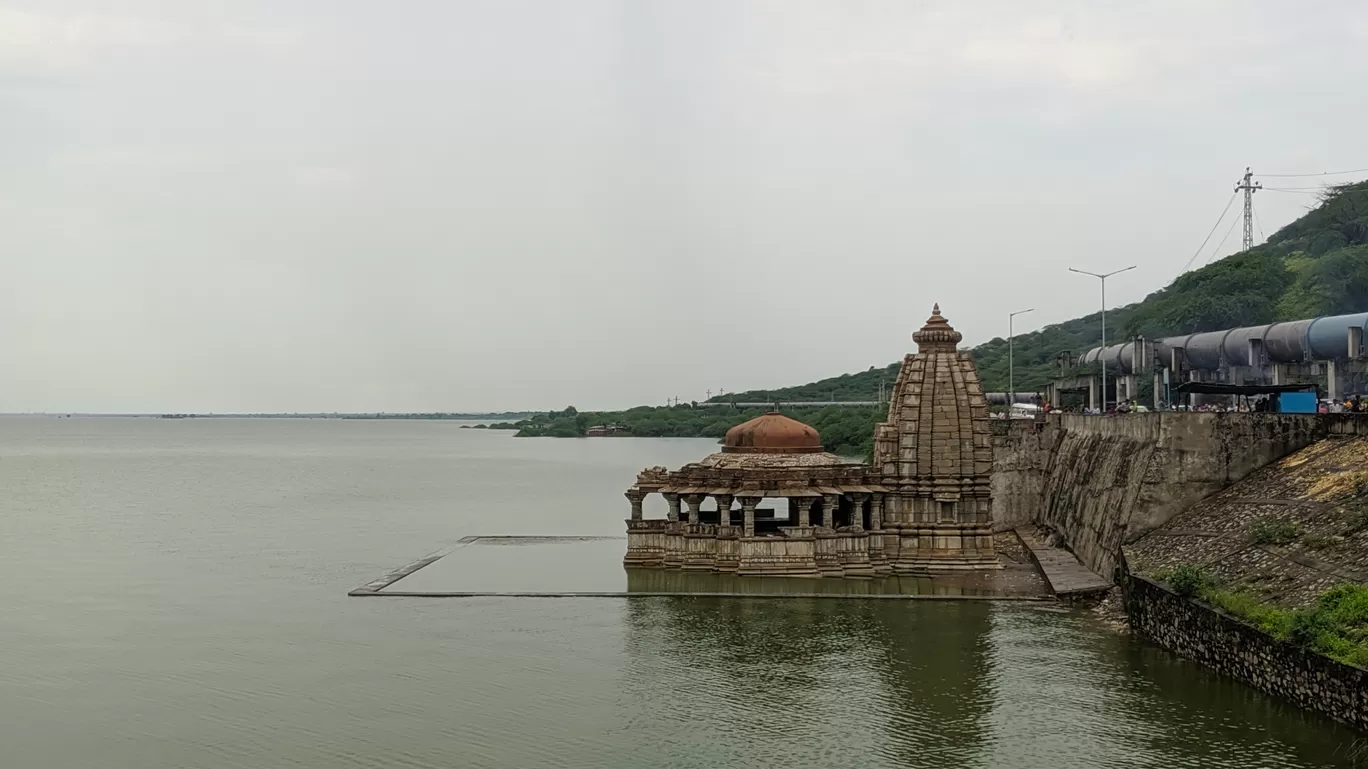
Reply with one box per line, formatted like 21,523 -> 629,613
0,413 -> 539,421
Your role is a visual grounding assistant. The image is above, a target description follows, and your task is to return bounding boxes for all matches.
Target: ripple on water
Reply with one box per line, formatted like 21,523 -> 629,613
0,420 -> 1360,769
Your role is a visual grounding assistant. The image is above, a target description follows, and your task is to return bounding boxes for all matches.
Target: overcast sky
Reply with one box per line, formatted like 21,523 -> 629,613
3,1 -> 1366,413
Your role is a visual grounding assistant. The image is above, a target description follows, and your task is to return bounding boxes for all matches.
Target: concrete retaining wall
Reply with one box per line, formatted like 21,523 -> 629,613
990,419 -> 1054,532
991,414 -> 1368,578
1125,573 -> 1368,731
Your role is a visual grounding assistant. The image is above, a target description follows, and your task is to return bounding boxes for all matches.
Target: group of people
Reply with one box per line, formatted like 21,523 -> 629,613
1322,397 -> 1368,414
1039,396 -> 1368,415
1040,401 -> 1148,416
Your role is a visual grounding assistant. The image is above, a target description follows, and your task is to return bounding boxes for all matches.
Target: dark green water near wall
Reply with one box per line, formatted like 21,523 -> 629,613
0,418 -> 1359,768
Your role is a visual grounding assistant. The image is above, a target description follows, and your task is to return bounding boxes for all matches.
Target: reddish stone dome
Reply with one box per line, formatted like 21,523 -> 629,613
722,412 -> 823,454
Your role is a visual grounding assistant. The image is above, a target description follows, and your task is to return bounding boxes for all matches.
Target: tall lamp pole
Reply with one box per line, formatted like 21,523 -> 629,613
1068,266 -> 1136,410
1008,308 -> 1034,405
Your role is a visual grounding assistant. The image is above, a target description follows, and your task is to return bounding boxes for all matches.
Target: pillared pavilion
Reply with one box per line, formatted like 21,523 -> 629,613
624,304 -> 999,576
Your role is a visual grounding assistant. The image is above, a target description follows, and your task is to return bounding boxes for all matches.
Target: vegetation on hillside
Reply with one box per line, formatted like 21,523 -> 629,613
504,181 -> 1366,449
511,405 -> 884,460
1157,565 -> 1368,669
714,181 -> 1368,400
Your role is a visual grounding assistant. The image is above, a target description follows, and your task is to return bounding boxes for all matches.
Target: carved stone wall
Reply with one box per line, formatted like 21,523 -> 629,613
876,305 -> 997,570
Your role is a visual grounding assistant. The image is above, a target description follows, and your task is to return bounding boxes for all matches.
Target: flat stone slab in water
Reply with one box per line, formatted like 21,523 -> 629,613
351,535 -> 1049,599
1016,527 -> 1113,597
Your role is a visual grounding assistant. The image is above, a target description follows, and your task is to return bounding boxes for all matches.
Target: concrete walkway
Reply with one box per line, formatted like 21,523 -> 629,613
1015,527 -> 1113,598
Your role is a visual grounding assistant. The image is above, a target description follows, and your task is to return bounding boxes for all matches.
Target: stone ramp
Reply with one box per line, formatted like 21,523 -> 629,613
1015,527 -> 1113,598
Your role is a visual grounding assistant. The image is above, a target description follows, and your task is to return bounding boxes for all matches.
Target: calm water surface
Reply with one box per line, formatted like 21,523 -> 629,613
0,418 -> 1359,768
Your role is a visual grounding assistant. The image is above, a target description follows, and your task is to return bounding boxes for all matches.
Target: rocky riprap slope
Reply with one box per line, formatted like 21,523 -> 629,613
1125,435 -> 1368,608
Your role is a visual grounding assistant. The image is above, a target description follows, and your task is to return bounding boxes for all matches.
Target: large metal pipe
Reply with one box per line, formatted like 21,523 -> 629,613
1264,319 -> 1314,363
984,392 -> 1042,405
1080,310 -> 1368,371
1181,329 -> 1232,370
1221,324 -> 1273,367
1307,313 -> 1368,359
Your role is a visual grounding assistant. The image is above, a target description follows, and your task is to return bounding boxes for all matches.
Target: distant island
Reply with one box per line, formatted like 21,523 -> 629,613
508,405 -> 884,460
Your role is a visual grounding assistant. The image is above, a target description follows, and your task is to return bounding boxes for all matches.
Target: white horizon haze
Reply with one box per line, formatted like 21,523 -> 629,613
3,1 -> 1366,412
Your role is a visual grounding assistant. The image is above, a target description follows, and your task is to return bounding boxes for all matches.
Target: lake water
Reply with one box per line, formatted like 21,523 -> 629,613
1,417 -> 1360,768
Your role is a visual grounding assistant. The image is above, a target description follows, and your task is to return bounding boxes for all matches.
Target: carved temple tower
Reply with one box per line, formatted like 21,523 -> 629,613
874,304 -> 999,571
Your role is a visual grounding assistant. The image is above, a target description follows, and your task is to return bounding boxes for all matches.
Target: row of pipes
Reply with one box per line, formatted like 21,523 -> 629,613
1080,312 -> 1368,375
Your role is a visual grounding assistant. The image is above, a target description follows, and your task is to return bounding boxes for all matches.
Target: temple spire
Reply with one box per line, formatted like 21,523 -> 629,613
877,302 -> 998,571
912,303 -> 963,351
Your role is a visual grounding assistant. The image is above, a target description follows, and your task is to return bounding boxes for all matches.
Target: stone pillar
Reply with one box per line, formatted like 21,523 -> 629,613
1121,375 -> 1137,405
681,494 -> 714,571
848,493 -> 868,532
739,496 -> 760,538
714,494 -> 734,527
1087,377 -> 1098,411
1328,360 -> 1341,401
797,497 -> 812,527
822,494 -> 839,528
624,490 -> 644,521
867,493 -> 890,576
683,494 -> 705,524
661,492 -> 683,569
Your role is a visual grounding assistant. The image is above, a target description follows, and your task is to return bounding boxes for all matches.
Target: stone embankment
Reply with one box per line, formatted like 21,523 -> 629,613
995,415 -> 1368,729
1126,575 -> 1368,730
992,413 -> 1367,579
1125,434 -> 1368,607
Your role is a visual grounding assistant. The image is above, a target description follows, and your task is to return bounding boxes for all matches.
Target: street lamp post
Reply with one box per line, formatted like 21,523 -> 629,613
1068,265 -> 1136,411
1008,308 -> 1034,405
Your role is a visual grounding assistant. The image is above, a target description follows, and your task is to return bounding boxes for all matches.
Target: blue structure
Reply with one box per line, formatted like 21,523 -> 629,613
1278,392 -> 1318,414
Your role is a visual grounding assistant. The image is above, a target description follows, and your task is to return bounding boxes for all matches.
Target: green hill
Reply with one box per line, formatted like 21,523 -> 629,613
510,181 -> 1367,461
717,180 -> 1368,401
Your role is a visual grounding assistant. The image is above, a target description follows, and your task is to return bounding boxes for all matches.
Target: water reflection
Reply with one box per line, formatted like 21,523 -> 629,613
1104,629 -> 1362,767
622,599 -> 1361,769
4,420 -> 1360,769
621,597 -> 995,769
625,568 -> 1041,597
870,602 -> 994,768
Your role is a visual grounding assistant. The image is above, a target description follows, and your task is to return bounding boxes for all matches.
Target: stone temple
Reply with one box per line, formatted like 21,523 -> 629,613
624,304 -> 999,576
875,304 -> 998,570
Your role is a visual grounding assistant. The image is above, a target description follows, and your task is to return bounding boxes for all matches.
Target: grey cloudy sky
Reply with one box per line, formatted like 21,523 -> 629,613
3,1 -> 1366,413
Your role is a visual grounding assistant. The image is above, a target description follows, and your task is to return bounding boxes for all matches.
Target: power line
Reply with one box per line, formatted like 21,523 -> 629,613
1253,200 -> 1265,242
1181,190 -> 1238,273
1257,167 -> 1368,178
1205,212 -> 1242,265
1261,187 -> 1323,194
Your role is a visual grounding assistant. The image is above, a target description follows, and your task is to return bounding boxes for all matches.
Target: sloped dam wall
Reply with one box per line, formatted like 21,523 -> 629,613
991,413 -> 1342,579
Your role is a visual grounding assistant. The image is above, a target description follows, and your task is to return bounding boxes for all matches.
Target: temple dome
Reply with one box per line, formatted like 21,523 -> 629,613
722,412 -> 823,454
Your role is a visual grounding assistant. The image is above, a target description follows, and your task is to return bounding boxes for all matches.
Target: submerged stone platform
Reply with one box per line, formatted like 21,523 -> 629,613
350,535 -> 1047,599
1015,527 -> 1112,599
